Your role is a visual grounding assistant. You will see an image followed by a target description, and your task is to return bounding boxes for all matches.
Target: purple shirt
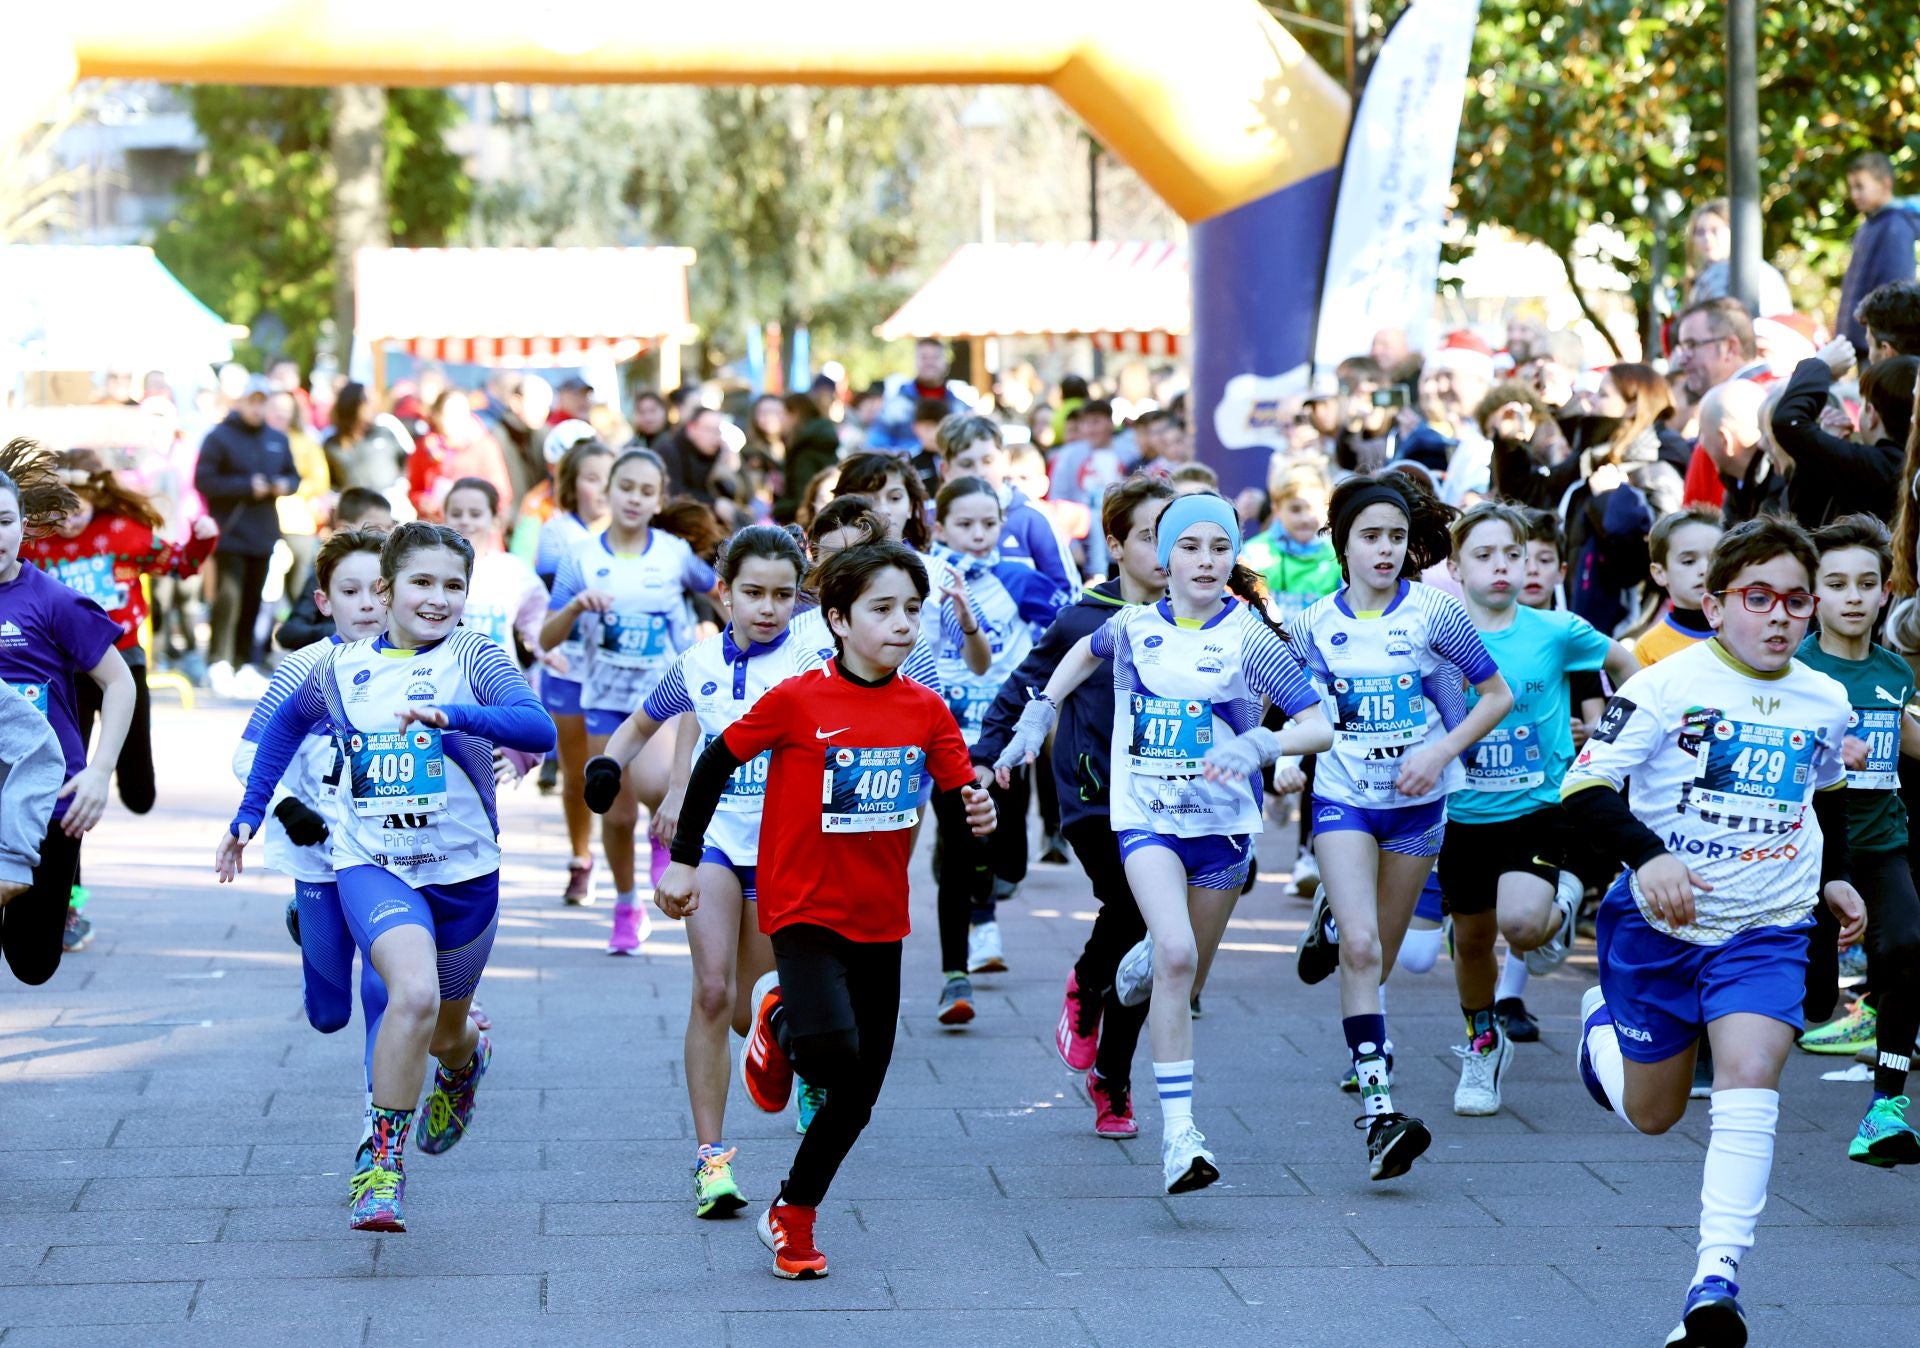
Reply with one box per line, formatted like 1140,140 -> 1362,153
0,564 -> 119,813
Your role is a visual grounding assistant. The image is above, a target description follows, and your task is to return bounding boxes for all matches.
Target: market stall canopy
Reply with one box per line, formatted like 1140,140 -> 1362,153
876,241 -> 1189,356
1,244 -> 235,371
356,246 -> 697,367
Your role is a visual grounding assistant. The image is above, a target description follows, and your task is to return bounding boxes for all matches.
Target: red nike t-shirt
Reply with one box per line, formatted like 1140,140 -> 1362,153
722,660 -> 973,943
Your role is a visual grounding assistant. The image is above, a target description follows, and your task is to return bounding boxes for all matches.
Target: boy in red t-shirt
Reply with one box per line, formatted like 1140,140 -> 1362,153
657,541 -> 994,1280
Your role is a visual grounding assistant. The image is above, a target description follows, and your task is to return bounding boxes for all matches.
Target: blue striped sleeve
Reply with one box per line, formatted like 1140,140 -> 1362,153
239,644 -> 323,744
641,658 -> 696,721
682,551 -> 717,594
903,634 -> 942,693
1243,619 -> 1321,717
1088,610 -> 1125,661
443,635 -> 557,752
940,590 -> 966,647
548,547 -> 584,611
233,677 -> 328,835
1425,592 -> 1500,684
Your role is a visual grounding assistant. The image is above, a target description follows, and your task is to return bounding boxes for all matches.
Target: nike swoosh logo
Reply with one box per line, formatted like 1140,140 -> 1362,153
1532,857 -> 1552,867
815,727 -> 851,739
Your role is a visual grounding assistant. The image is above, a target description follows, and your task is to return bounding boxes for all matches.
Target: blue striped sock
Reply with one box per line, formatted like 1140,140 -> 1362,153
1155,1059 -> 1195,1140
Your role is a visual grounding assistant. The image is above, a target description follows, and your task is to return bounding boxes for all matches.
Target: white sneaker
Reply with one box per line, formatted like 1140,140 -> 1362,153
1452,1030 -> 1514,1117
1115,936 -> 1153,1007
1161,1122 -> 1219,1194
966,921 -> 1006,974
1524,871 -> 1583,975
231,665 -> 271,699
1290,850 -> 1321,898
208,660 -> 235,696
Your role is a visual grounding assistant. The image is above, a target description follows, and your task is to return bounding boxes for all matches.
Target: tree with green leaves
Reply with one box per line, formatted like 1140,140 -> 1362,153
153,86 -> 469,372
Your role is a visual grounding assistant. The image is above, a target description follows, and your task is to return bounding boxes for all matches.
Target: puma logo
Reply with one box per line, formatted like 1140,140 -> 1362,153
1875,686 -> 1904,707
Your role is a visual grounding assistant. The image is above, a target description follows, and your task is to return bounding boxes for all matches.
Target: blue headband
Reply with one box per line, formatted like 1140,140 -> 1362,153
1156,494 -> 1243,570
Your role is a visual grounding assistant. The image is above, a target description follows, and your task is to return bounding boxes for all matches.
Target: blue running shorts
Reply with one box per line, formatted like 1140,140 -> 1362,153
1309,796 -> 1446,857
699,844 -> 758,903
1117,830 -> 1254,891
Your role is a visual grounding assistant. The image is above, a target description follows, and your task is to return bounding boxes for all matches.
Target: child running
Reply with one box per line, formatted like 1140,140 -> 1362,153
581,525 -> 809,1219
1567,515 -> 1864,1346
975,473 -> 1177,1138
929,474 -> 1063,991
995,491 -> 1332,1193
534,438 -> 612,906
539,448 -> 718,953
218,522 -> 557,1232
233,526 -> 391,1176
1632,507 -> 1723,667
1439,502 -> 1637,1116
0,442 -> 136,987
657,541 -> 995,1279
1289,471 -> 1513,1180
23,451 -> 218,950
1792,514 -> 1920,1163
443,477 -> 549,672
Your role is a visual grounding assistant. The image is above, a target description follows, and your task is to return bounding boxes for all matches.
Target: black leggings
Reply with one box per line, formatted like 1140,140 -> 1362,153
1804,847 -> 1920,1031
932,773 -> 1026,971
1063,817 -> 1151,1090
209,552 -> 272,669
771,924 -> 901,1207
0,823 -> 82,986
1034,740 -> 1061,836
76,656 -> 154,814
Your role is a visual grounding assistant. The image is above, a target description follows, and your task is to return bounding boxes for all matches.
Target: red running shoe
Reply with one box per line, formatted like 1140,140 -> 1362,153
1086,1070 -> 1138,1138
741,971 -> 793,1113
1055,970 -> 1100,1071
758,1198 -> 828,1279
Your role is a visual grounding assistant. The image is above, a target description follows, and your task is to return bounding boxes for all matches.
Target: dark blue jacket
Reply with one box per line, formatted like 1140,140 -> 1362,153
972,578 -> 1131,832
194,412 -> 296,558
1839,206 -> 1920,356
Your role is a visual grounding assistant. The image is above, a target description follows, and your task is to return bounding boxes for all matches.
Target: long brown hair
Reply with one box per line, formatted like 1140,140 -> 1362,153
1600,363 -> 1674,462
55,449 -> 163,531
1891,381 -> 1920,596
0,438 -> 81,537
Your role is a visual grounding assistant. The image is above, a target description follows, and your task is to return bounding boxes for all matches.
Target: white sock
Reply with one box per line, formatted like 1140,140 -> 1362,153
616,889 -> 638,909
1496,949 -> 1529,1001
1695,1087 -> 1778,1287
1399,925 -> 1443,976
1154,1059 -> 1195,1142
361,1090 -> 374,1143
1582,1004 -> 1640,1130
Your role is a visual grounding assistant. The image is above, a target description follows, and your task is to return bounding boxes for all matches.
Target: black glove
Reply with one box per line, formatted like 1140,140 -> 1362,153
583,755 -> 624,815
273,796 -> 331,847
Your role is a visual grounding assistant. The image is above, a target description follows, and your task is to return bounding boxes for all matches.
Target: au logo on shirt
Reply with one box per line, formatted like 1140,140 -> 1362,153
1591,696 -> 1636,744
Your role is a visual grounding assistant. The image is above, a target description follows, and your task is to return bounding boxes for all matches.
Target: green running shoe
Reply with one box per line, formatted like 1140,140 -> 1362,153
693,1146 -> 748,1218
417,1032 -> 490,1155
1849,1095 -> 1920,1168
348,1163 -> 405,1232
1800,1000 -> 1876,1055
795,1077 -> 828,1135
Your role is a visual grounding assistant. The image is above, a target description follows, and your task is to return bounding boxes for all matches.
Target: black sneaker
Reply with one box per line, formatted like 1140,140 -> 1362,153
284,896 -> 302,948
1189,994 -> 1203,1019
1296,891 -> 1338,985
1361,1112 -> 1431,1181
1495,997 -> 1539,1043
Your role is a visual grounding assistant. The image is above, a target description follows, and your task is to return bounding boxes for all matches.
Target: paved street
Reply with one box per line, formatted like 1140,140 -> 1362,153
2,701 -> 1915,1347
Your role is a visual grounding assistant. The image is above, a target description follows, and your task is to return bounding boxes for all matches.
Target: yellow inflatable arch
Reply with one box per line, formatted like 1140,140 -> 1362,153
11,2 -> 1351,491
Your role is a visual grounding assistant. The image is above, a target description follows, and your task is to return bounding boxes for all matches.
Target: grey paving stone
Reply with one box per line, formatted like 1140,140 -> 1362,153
0,1280 -> 195,1327
32,1238 -> 375,1284
187,1274 -> 542,1322
725,1308 -> 1092,1347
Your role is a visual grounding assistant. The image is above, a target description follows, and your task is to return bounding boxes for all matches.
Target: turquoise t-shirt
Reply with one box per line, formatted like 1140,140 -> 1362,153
1449,605 -> 1610,825
1794,635 -> 1912,852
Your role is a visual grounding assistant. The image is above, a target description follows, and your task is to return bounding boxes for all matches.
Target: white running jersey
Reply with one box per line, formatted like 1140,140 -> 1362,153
234,638 -> 340,884
462,551 -> 545,666
642,628 -> 815,866
789,604 -> 942,694
309,628 -> 525,886
1091,598 -> 1321,838
535,512 -> 593,684
1563,638 -> 1849,945
1290,580 -> 1498,809
550,530 -> 714,713
937,560 -> 1034,747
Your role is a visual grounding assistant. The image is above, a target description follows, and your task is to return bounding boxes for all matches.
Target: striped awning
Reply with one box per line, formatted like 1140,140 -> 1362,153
356,247 -> 696,368
876,241 -> 1188,353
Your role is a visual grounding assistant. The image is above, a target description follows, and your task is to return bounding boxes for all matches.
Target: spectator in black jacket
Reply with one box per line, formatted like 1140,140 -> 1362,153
1770,338 -> 1916,527
274,488 -> 396,650
193,378 -> 297,695
1855,280 -> 1920,363
773,389 -> 841,524
657,406 -> 739,527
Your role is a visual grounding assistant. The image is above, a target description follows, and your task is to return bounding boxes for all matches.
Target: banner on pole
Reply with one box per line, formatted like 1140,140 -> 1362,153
1311,0 -> 1481,378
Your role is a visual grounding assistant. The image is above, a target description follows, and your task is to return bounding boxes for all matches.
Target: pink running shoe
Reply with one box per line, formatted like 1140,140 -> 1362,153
608,900 -> 649,955
1087,1070 -> 1138,1139
1055,970 -> 1100,1072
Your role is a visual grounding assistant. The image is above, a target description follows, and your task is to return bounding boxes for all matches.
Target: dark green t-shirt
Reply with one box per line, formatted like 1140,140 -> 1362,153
1795,636 -> 1913,852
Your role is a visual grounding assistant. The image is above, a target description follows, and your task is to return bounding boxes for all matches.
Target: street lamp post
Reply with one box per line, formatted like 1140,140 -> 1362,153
960,90 -> 1009,379
1725,0 -> 1762,314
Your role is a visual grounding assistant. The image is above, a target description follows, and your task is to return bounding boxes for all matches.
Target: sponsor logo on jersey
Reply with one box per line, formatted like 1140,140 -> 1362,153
1185,701 -> 1204,717
1713,720 -> 1734,741
1195,657 -> 1224,674
1615,1020 -> 1654,1043
1144,635 -> 1164,649
411,667 -> 433,677
701,681 -> 718,696
596,568 -> 611,579
406,680 -> 437,702
1590,696 -> 1637,745
1752,694 -> 1781,716
1876,685 -> 1904,707
368,899 -> 411,924
1385,640 -> 1413,657
353,669 -> 372,685
1330,632 -> 1348,646
834,748 -> 854,766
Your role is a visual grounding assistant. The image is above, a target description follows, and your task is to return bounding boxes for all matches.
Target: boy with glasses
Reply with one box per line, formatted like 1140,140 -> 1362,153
1565,516 -> 1866,1347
